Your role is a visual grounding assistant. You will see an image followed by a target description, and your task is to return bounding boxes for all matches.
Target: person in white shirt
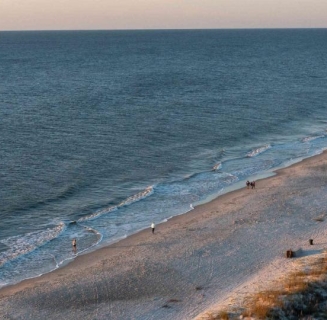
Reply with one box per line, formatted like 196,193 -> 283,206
151,222 -> 155,234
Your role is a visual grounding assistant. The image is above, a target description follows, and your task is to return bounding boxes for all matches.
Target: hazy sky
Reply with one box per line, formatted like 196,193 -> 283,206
1,0 -> 326,31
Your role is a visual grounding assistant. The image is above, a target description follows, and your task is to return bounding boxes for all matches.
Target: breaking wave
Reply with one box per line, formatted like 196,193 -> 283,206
212,162 -> 222,171
78,186 -> 154,222
301,135 -> 325,143
0,222 -> 65,267
246,144 -> 271,157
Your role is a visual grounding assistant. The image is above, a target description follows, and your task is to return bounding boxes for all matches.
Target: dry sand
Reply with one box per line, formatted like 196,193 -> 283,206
2,152 -> 327,320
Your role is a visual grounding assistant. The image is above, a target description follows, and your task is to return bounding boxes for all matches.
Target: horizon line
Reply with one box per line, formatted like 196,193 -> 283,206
1,27 -> 327,33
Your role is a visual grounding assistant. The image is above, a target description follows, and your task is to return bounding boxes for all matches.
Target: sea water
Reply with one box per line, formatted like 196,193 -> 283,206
0,29 -> 327,287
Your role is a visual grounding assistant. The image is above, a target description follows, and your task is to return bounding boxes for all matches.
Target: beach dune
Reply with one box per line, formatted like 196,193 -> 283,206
2,152 -> 327,319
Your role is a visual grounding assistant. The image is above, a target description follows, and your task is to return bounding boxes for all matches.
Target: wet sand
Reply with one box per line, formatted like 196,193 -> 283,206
2,151 -> 327,319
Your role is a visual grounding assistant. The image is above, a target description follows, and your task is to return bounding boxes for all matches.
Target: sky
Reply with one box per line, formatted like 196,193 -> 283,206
0,0 -> 326,31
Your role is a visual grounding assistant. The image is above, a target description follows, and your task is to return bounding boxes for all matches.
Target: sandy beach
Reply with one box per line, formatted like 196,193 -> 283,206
2,151 -> 327,320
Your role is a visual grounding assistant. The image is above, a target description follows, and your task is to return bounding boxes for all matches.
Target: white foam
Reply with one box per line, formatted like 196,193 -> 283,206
0,222 -> 65,267
301,135 -> 324,143
246,144 -> 271,157
79,185 -> 154,222
213,162 -> 222,171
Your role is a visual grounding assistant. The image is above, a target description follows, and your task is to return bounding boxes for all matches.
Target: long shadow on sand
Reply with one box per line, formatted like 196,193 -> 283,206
292,248 -> 324,258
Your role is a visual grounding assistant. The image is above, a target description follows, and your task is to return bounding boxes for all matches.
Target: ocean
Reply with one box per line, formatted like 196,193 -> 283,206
0,29 -> 327,287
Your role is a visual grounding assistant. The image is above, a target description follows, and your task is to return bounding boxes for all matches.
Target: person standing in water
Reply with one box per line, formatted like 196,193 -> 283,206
72,238 -> 77,253
151,222 -> 155,234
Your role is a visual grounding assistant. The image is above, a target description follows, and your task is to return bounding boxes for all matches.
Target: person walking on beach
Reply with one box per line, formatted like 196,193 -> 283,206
246,181 -> 250,189
151,222 -> 155,234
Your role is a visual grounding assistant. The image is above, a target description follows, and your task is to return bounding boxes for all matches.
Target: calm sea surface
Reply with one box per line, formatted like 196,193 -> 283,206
0,29 -> 327,286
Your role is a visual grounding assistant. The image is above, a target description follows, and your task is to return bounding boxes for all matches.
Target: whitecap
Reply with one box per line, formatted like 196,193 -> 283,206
0,222 -> 65,267
301,135 -> 324,143
246,144 -> 271,157
78,185 -> 154,222
212,162 -> 222,171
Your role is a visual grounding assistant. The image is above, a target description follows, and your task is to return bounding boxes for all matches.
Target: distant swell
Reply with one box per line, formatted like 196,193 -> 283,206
246,144 -> 271,157
78,186 -> 154,222
11,184 -> 82,214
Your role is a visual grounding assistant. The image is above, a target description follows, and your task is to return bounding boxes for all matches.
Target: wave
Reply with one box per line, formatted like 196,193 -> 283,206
0,222 -> 65,267
212,162 -> 222,171
246,144 -> 271,157
0,222 -> 104,289
78,185 -> 154,222
301,135 -> 325,143
221,172 -> 238,184
9,183 -> 83,215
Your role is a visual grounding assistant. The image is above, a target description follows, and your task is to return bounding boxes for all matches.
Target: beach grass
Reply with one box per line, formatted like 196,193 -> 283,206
206,254 -> 327,319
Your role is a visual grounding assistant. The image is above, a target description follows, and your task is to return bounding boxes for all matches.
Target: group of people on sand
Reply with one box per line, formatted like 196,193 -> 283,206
246,180 -> 256,189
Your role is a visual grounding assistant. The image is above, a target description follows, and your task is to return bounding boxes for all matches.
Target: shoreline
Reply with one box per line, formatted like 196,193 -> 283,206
2,150 -> 327,319
0,152 -> 315,293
